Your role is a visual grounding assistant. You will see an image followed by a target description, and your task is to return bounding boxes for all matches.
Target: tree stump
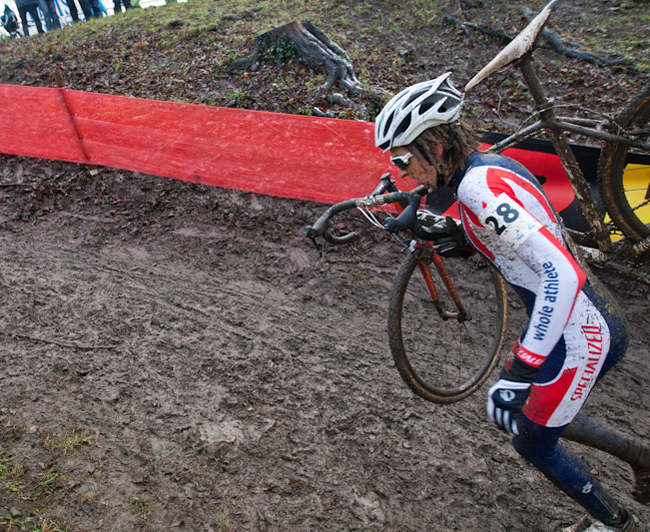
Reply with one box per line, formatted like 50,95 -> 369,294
226,20 -> 364,97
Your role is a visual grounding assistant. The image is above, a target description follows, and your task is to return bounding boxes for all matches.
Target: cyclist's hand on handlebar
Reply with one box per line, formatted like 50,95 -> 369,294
384,216 -> 407,233
383,190 -> 423,233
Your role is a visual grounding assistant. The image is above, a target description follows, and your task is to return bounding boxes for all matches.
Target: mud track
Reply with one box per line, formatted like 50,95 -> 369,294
0,156 -> 649,531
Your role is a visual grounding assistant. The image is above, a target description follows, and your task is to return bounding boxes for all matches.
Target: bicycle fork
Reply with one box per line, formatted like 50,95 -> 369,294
412,243 -> 470,323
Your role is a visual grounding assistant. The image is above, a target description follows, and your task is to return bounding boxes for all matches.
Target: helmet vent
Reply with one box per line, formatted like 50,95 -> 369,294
404,90 -> 427,108
419,94 -> 446,116
382,113 -> 394,136
394,114 -> 412,140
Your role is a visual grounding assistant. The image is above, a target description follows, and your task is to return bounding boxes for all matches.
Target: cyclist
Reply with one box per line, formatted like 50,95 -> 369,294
374,72 -> 637,532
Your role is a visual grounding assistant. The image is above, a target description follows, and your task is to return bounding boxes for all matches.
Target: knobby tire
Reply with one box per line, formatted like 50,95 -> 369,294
387,252 -> 507,404
599,84 -> 650,242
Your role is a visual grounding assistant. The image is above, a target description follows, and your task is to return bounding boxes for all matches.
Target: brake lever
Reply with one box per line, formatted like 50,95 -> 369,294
371,173 -> 397,196
307,234 -> 323,257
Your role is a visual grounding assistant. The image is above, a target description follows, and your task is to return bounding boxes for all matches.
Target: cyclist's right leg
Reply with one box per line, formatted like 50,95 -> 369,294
510,292 -> 634,526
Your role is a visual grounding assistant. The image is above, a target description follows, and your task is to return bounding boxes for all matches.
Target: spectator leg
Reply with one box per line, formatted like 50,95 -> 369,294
47,0 -> 61,27
29,5 -> 44,32
89,0 -> 102,17
67,0 -> 81,22
77,0 -> 93,19
18,7 -> 31,34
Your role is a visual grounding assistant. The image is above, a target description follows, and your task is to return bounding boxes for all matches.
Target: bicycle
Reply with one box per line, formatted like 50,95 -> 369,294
305,173 -> 509,404
462,0 -> 650,283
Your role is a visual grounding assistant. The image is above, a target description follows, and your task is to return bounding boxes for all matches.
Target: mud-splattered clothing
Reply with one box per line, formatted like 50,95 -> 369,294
450,151 -> 628,523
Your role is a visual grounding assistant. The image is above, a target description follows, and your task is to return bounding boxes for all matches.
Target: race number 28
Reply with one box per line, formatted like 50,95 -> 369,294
485,202 -> 519,234
479,194 -> 542,250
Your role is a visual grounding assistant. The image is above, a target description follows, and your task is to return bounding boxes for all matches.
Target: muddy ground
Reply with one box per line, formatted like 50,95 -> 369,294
1,0 -> 650,528
0,153 -> 648,531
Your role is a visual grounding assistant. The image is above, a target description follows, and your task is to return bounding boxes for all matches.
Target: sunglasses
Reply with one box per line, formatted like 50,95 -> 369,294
390,152 -> 414,171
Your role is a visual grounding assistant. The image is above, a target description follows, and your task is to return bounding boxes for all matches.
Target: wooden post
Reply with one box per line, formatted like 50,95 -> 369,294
54,70 -> 99,176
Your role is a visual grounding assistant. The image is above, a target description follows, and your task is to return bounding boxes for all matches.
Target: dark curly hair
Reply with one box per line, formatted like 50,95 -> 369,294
409,122 -> 479,185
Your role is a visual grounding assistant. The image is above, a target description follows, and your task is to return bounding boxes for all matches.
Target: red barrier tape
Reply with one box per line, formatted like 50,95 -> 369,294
0,83 -> 576,212
0,85 -> 86,163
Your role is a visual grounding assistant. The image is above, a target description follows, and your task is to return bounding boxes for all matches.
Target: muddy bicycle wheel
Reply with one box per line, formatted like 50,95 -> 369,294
387,252 -> 507,404
598,84 -> 650,242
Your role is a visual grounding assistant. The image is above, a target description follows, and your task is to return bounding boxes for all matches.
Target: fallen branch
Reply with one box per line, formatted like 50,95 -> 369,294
520,7 -> 636,70
445,14 -> 512,44
446,8 -> 636,71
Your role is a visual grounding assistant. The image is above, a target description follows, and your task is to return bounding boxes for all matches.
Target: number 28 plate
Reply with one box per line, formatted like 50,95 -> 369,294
479,193 -> 542,251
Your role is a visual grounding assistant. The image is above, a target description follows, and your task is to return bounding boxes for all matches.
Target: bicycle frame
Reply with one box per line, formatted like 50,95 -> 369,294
488,53 -> 612,252
464,0 -> 650,281
371,182 -> 474,324
380,181 -> 474,325
398,216 -> 470,323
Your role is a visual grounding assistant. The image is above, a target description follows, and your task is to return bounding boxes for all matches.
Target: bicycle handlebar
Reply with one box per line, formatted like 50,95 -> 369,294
304,175 -> 470,259
304,175 -> 439,245
384,188 -> 423,233
304,197 -> 367,245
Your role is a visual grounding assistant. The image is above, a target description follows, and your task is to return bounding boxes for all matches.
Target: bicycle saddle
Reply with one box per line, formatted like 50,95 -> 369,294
464,0 -> 561,92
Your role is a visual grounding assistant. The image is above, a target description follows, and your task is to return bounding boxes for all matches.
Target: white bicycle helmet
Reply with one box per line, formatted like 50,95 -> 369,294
375,72 -> 463,152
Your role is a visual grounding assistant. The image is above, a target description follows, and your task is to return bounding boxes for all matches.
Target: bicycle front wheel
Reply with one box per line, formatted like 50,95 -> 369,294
598,84 -> 650,242
387,252 -> 507,404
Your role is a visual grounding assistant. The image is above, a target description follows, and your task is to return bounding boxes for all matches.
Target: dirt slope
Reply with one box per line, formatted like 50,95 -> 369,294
1,153 -> 649,531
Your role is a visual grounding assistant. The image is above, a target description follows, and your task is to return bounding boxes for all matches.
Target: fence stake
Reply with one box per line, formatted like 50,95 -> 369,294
54,70 -> 99,176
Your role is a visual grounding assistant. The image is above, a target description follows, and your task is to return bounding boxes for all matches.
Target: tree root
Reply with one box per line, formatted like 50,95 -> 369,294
226,20 -> 389,119
446,8 -> 636,71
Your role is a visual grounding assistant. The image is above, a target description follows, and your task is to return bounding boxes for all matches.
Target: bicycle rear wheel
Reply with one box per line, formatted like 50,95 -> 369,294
387,251 -> 507,404
598,84 -> 650,242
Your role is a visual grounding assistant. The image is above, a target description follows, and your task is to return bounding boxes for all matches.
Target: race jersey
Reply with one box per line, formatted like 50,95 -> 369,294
452,152 -> 622,427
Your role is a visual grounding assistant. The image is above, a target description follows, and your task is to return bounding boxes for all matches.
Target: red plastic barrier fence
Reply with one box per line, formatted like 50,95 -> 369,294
1,85 -> 87,163
1,83 -> 579,213
1,84 -> 398,204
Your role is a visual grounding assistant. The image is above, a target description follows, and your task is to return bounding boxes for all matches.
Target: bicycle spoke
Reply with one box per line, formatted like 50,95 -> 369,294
599,85 -> 650,242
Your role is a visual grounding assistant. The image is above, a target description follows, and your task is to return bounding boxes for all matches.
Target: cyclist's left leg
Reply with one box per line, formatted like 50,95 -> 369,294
514,417 -> 629,525
511,297 -> 631,525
